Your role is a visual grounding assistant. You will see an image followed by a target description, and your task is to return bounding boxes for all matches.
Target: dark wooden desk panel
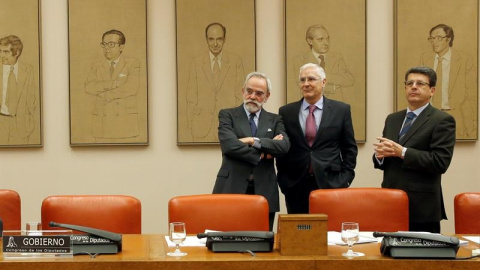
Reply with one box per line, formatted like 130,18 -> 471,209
0,234 -> 478,270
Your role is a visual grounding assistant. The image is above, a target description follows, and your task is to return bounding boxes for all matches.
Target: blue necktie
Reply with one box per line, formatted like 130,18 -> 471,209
249,113 -> 257,137
399,112 -> 416,142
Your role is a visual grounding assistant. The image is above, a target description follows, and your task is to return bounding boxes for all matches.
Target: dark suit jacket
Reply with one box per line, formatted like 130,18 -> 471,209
276,97 -> 357,192
373,105 -> 456,223
212,105 -> 290,212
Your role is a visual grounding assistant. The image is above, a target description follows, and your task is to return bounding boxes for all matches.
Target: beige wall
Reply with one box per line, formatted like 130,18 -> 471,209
0,0 -> 478,234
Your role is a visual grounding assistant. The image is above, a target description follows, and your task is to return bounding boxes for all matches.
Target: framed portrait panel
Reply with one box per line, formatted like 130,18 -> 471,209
395,0 -> 478,141
176,0 -> 256,145
285,0 -> 366,142
68,0 -> 148,146
0,0 -> 42,147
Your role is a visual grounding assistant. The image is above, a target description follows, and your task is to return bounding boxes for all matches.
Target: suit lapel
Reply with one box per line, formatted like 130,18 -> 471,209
311,97 -> 332,146
257,109 -> 272,137
234,105 -> 252,137
392,110 -> 406,142
448,50 -> 461,95
112,56 -> 125,79
217,53 -> 230,88
289,100 -> 309,145
201,54 -> 215,87
400,105 -> 433,144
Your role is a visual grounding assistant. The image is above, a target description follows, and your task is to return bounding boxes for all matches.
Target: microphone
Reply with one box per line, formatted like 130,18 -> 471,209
197,233 -> 208,239
373,231 -> 389,238
49,221 -> 122,242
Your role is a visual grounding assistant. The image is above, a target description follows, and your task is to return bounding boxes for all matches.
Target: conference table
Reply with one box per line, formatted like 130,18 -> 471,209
0,234 -> 478,270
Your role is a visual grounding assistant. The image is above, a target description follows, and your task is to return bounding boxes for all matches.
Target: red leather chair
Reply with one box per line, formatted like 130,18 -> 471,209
41,195 -> 142,234
454,192 -> 480,234
0,189 -> 21,230
309,188 -> 409,232
168,194 -> 270,234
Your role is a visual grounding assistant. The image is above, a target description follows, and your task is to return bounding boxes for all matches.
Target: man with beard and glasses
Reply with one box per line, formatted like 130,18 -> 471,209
212,71 -> 290,230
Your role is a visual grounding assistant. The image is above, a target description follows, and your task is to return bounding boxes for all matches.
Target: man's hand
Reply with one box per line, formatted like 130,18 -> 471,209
239,137 -> 255,145
373,137 -> 404,159
273,134 -> 283,140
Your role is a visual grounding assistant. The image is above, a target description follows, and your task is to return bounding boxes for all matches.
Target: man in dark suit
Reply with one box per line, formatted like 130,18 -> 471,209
373,66 -> 456,233
213,71 -> 290,230
277,63 -> 357,214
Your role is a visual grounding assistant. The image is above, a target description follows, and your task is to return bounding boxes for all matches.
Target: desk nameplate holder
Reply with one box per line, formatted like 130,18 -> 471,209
277,214 -> 328,256
2,230 -> 73,259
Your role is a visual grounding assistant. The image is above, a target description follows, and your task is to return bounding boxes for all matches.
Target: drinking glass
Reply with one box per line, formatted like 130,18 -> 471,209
167,222 -> 187,257
341,222 -> 364,257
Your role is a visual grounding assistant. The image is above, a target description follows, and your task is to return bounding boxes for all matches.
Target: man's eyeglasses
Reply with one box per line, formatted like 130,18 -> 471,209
245,89 -> 266,97
100,42 -> 120,48
427,36 -> 448,43
404,80 -> 430,87
299,76 -> 320,84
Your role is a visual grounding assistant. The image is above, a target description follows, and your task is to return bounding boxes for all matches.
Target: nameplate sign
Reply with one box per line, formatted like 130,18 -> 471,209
2,230 -> 73,258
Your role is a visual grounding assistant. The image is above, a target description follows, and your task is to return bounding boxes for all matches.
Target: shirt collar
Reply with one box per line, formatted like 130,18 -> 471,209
407,103 -> 429,116
436,47 -> 451,62
302,96 -> 324,111
311,50 -> 326,61
243,105 -> 261,118
210,52 -> 223,62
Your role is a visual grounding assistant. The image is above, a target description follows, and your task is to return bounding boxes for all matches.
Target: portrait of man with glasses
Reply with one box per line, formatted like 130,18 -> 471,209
85,29 -> 141,143
419,23 -> 477,139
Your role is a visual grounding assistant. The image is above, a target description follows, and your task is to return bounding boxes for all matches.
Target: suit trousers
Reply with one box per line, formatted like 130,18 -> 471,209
409,221 -> 441,234
245,179 -> 275,231
284,174 -> 320,214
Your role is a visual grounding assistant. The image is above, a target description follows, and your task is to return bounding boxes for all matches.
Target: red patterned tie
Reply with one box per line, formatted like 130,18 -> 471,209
305,105 -> 317,146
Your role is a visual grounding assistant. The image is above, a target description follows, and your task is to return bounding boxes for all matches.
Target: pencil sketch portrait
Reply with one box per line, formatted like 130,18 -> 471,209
286,0 -> 366,142
395,0 -> 478,140
69,0 -> 148,145
85,29 -> 141,143
177,0 -> 256,145
0,0 -> 41,147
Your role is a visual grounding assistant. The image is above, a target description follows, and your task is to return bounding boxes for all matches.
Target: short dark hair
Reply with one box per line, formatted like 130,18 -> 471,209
405,66 -> 437,87
102,29 -> 126,45
0,35 -> 23,58
205,22 -> 226,39
429,24 -> 454,47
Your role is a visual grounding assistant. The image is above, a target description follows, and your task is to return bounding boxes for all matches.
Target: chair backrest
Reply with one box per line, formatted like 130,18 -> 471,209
0,189 -> 21,230
454,192 -> 480,234
41,195 -> 142,234
168,194 -> 270,234
309,188 -> 409,232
